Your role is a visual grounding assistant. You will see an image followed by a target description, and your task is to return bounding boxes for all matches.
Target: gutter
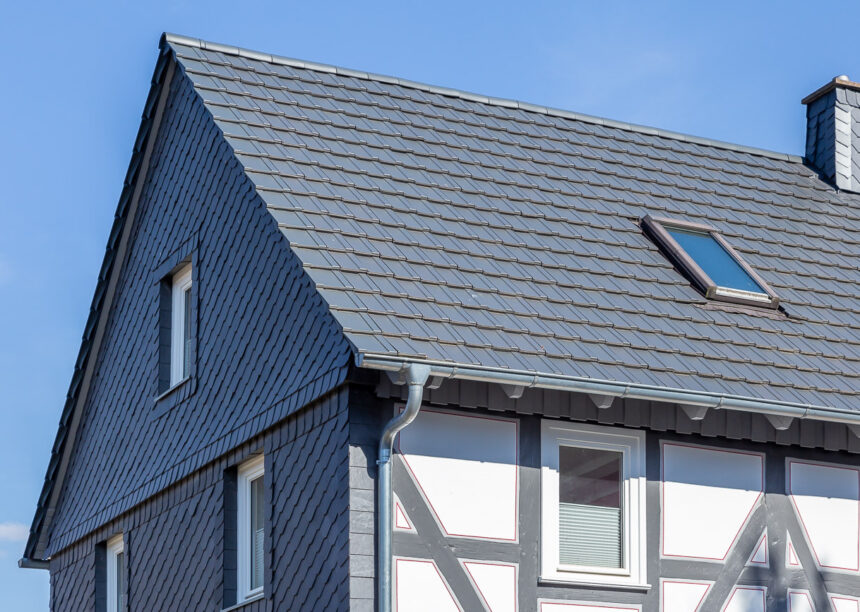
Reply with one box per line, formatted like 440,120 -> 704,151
376,363 -> 431,612
358,354 -> 860,429
18,558 -> 49,570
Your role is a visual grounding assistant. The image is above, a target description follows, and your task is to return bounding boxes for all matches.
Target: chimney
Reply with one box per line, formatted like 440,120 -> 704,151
803,76 -> 860,192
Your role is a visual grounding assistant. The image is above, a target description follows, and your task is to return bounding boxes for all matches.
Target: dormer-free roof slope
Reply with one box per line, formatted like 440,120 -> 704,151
167,34 -> 858,412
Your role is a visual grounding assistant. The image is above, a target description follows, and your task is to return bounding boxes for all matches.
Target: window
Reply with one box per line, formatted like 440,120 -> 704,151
641,215 -> 779,309
541,421 -> 646,586
237,455 -> 265,601
170,263 -> 193,386
106,535 -> 126,612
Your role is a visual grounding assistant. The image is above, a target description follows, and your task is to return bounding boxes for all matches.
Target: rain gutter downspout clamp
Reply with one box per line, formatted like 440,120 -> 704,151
377,362 -> 431,612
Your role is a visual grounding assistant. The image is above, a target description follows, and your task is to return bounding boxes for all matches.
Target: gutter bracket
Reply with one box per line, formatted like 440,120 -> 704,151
765,414 -> 795,431
681,405 -> 710,421
848,424 -> 860,439
589,394 -> 614,410
426,376 -> 445,390
385,369 -> 407,386
502,384 -> 525,400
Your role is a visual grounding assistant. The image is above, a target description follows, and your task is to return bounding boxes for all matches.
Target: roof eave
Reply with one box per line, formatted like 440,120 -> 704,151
356,353 -> 857,427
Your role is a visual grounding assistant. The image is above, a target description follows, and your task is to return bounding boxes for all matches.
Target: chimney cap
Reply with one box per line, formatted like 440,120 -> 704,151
802,75 -> 860,105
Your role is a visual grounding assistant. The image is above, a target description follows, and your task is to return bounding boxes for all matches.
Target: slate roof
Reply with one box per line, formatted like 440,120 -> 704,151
164,34 -> 860,413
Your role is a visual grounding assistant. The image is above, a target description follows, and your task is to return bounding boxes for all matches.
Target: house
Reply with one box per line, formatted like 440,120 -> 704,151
20,32 -> 860,612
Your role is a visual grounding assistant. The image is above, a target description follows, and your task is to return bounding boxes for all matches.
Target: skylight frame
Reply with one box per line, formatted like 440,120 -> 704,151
641,215 -> 779,309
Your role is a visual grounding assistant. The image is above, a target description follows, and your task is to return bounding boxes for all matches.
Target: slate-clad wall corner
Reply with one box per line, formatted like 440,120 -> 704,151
44,56 -> 353,558
49,387 -> 351,612
347,379 -> 389,612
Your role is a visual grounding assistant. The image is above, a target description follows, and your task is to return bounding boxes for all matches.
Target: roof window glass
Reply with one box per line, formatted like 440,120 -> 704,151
641,215 -> 778,309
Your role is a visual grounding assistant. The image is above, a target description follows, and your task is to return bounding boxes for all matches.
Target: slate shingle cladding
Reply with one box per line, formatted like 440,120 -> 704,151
49,390 -> 350,612
165,36 -> 860,413
45,48 -> 352,557
805,82 -> 860,192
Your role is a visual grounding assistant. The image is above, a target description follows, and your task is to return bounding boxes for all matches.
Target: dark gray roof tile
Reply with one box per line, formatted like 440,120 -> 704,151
167,38 -> 860,412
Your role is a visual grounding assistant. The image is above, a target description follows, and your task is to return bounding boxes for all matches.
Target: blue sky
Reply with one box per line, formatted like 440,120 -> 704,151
1,0 -> 858,608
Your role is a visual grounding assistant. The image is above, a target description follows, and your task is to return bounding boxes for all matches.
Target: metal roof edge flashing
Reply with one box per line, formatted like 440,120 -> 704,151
161,33 -> 802,164
24,44 -> 179,565
356,354 -> 859,426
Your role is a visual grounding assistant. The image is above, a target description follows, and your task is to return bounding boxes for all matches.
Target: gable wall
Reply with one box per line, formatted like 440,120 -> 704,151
49,387 -> 350,612
47,60 -> 352,556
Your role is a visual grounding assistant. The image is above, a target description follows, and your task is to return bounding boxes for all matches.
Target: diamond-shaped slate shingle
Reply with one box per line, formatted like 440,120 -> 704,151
165,34 -> 859,413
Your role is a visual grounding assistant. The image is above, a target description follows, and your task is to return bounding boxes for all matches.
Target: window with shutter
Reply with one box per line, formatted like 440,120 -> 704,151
541,421 -> 646,587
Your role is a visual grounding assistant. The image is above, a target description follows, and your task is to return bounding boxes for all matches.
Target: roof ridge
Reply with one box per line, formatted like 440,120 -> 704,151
162,32 -> 804,165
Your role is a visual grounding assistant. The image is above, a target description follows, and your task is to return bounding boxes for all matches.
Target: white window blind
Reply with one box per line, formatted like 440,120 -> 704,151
559,503 -> 622,567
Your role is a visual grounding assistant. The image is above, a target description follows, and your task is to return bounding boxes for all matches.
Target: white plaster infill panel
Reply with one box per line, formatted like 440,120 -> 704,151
721,586 -> 766,612
393,493 -> 415,533
538,601 -> 640,612
461,560 -> 517,612
746,530 -> 768,567
787,590 -> 814,612
786,534 -> 800,568
394,557 -> 461,612
660,579 -> 712,612
787,458 -> 860,573
661,442 -> 764,561
397,408 -> 518,542
831,595 -> 860,612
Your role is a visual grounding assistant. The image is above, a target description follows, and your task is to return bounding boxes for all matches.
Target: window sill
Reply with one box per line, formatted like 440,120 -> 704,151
152,374 -> 196,418
221,593 -> 265,612
538,577 -> 652,592
154,376 -> 190,402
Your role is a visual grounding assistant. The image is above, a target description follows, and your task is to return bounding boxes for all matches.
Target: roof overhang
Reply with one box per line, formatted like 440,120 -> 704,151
22,39 -> 178,568
356,353 -> 860,432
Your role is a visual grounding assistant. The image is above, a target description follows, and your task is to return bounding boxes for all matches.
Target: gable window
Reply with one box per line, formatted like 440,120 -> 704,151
106,535 -> 126,612
541,421 -> 646,587
170,263 -> 193,386
237,455 -> 265,601
641,215 -> 779,309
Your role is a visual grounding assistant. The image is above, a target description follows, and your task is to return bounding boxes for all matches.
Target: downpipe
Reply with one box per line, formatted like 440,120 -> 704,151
377,363 -> 431,612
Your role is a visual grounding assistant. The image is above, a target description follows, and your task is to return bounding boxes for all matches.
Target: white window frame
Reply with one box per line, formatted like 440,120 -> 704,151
106,534 -> 125,612
540,421 -> 647,587
237,455 -> 265,601
169,263 -> 193,386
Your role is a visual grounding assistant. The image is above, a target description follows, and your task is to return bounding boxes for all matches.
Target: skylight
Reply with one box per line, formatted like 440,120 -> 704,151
641,215 -> 779,309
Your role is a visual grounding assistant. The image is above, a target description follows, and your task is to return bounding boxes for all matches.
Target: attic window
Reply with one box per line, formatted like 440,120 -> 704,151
641,215 -> 778,309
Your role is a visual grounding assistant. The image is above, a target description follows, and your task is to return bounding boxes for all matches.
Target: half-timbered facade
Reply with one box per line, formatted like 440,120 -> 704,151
22,34 -> 860,612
